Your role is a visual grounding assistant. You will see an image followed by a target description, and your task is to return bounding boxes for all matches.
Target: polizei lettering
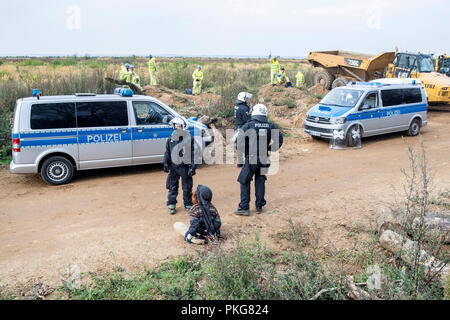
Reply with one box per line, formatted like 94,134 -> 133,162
87,133 -> 121,143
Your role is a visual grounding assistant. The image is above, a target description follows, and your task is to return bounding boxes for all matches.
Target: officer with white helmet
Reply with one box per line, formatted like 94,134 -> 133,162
163,117 -> 197,214
233,92 -> 253,130
234,104 -> 284,215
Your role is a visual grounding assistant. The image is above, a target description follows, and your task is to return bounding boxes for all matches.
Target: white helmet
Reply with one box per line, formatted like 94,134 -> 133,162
170,116 -> 187,129
237,92 -> 253,102
251,104 -> 267,117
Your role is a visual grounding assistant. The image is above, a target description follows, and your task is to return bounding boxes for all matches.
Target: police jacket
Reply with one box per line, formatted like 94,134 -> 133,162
237,116 -> 284,165
163,131 -> 196,169
233,100 -> 251,129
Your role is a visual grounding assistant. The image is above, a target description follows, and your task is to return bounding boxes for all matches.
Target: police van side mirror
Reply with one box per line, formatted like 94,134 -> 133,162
163,115 -> 174,123
360,103 -> 371,111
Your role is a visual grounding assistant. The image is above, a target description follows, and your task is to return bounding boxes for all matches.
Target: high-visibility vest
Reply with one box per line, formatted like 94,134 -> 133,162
148,58 -> 157,71
193,70 -> 203,80
120,66 -> 129,81
296,72 -> 305,84
271,59 -> 280,71
278,72 -> 289,83
132,74 -> 141,86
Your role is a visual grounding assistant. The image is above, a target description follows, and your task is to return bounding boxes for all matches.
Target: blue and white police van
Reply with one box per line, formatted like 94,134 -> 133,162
303,78 -> 428,147
10,88 -> 212,185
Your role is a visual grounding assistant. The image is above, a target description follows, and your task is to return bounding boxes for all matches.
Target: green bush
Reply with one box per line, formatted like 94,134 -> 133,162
61,58 -> 78,66
19,59 -> 45,67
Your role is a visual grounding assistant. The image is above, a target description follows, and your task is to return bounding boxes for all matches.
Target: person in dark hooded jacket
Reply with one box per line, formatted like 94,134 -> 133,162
164,117 -> 197,215
233,92 -> 253,130
184,184 -> 222,244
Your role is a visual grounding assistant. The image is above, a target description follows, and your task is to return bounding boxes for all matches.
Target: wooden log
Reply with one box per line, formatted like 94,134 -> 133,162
379,229 -> 449,287
346,276 -> 371,300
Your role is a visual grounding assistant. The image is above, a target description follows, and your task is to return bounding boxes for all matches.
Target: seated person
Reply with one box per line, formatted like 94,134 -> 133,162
185,185 -> 222,244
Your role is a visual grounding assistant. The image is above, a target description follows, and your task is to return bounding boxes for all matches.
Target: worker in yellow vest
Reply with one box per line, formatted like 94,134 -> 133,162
295,70 -> 305,88
148,54 -> 157,86
130,65 -> 143,91
120,63 -> 132,82
277,68 -> 290,86
192,65 -> 204,95
270,56 -> 280,85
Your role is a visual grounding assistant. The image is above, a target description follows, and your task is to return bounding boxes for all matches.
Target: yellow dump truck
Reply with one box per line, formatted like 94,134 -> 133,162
384,52 -> 450,104
308,50 -> 396,89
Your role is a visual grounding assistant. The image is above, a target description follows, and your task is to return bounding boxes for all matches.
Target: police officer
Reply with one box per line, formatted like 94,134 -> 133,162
233,92 -> 253,130
163,117 -> 197,215
234,104 -> 284,215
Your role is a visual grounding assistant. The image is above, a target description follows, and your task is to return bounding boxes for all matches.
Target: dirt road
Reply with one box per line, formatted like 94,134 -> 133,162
1,111 -> 449,289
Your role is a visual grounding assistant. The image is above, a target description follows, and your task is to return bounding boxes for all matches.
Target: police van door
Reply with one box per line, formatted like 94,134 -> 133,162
131,101 -> 174,164
76,101 -> 132,169
356,91 -> 382,135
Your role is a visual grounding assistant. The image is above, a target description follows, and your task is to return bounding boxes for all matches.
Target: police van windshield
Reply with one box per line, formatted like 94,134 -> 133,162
320,89 -> 364,108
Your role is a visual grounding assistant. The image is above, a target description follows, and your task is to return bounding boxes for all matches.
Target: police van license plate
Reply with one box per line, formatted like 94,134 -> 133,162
310,131 -> 321,137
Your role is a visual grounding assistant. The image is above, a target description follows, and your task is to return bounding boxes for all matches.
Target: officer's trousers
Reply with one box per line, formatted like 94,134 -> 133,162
166,165 -> 193,206
238,163 -> 267,210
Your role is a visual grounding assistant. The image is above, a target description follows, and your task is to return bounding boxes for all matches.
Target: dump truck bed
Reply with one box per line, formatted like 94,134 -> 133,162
308,50 -> 395,71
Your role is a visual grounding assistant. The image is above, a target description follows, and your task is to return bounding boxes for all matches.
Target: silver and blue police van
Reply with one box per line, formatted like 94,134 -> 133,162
10,88 -> 212,185
303,78 -> 428,146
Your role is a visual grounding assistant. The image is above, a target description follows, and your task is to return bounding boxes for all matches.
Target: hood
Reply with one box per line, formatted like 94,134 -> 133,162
419,72 -> 450,87
307,104 -> 352,118
252,115 -> 268,123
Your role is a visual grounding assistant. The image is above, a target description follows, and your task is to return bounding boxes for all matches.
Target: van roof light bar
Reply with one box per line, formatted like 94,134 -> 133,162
114,87 -> 133,97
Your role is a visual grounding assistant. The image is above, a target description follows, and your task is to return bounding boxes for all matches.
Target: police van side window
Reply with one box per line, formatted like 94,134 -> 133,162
30,103 -> 76,130
381,89 -> 403,107
359,92 -> 378,110
133,102 -> 172,125
403,88 -> 422,104
381,88 -> 422,107
76,101 -> 128,127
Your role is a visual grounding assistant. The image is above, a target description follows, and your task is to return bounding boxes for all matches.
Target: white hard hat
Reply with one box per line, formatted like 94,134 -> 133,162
251,104 -> 267,117
237,92 -> 252,102
170,117 -> 187,129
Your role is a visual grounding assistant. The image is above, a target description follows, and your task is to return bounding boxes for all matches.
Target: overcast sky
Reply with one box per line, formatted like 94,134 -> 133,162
1,0 -> 449,57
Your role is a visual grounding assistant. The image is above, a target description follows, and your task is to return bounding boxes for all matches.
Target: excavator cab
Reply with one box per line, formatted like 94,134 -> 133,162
436,54 -> 450,77
385,53 -> 434,78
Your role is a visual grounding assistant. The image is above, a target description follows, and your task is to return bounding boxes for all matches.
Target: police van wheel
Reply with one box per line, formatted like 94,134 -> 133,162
346,126 -> 361,147
41,156 -> 74,185
407,119 -> 421,136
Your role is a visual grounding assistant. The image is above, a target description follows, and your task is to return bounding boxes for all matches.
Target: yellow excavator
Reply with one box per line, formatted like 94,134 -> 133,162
384,51 -> 450,105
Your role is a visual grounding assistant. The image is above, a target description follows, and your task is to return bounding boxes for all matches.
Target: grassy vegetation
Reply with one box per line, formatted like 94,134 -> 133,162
60,229 -> 351,300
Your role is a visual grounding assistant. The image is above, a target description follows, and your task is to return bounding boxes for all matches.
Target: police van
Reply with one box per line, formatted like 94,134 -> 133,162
10,88 -> 212,185
303,78 -> 428,146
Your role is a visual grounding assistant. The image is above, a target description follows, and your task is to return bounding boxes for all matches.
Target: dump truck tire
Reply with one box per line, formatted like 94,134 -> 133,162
314,71 -> 334,90
331,77 -> 349,89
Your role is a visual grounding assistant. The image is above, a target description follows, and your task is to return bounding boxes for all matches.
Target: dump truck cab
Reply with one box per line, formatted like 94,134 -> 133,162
384,52 -> 450,104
